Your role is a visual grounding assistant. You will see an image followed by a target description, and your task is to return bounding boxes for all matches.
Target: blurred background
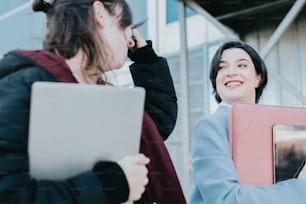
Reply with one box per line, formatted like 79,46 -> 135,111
1,0 -> 306,198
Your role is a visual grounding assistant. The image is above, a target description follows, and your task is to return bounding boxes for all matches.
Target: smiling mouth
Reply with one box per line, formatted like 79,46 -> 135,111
225,81 -> 243,87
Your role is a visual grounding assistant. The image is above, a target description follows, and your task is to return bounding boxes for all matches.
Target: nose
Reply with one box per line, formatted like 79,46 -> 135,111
225,65 -> 238,77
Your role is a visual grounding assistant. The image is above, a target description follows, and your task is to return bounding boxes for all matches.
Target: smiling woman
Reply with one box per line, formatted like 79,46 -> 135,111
209,41 -> 268,104
215,48 -> 263,105
190,41 -> 306,204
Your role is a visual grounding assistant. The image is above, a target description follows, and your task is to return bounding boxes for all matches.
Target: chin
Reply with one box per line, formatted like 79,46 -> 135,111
117,59 -> 126,68
109,62 -> 125,71
115,63 -> 125,70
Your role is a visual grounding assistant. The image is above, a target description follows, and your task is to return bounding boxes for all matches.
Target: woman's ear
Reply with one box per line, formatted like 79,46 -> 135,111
93,1 -> 106,28
255,73 -> 262,88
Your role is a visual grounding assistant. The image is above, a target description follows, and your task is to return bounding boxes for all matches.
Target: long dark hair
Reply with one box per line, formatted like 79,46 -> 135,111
32,0 -> 132,84
210,41 -> 268,103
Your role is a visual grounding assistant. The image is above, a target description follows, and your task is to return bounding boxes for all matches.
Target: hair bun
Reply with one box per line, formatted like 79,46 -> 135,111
32,0 -> 53,13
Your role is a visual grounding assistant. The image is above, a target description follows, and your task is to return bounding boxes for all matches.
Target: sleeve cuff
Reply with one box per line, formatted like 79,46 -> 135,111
128,40 -> 158,64
93,161 -> 129,203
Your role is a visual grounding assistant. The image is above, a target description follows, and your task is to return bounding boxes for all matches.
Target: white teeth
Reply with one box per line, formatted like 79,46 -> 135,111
226,81 -> 241,87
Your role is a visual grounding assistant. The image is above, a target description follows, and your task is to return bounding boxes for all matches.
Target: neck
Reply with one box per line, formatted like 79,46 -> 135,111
65,51 -> 98,84
220,101 -> 231,107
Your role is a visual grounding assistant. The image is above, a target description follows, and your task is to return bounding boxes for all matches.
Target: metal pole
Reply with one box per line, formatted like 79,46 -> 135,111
0,1 -> 32,22
259,0 -> 306,104
155,0 -> 160,52
178,0 -> 190,196
217,0 -> 289,21
261,0 -> 306,58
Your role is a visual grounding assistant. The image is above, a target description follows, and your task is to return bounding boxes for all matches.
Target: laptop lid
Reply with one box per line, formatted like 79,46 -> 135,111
229,103 -> 306,185
29,82 -> 145,180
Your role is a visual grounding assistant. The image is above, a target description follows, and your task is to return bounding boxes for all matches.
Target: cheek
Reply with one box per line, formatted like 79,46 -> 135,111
249,73 -> 261,88
216,74 -> 223,88
125,28 -> 132,40
115,33 -> 127,48
215,77 -> 224,96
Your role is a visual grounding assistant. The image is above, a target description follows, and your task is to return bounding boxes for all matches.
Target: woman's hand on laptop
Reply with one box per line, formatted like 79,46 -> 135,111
118,153 -> 150,201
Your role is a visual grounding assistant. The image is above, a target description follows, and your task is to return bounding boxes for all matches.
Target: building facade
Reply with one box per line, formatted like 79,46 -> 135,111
2,0 -> 306,199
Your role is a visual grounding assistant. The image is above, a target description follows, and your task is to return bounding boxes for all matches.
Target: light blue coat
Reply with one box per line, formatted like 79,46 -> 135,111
190,105 -> 306,204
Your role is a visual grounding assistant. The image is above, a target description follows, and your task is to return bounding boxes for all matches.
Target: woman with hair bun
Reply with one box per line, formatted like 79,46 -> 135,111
0,0 -> 185,203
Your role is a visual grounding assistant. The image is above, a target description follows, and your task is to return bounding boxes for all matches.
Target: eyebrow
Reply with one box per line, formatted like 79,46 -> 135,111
237,59 -> 250,63
219,59 -> 250,63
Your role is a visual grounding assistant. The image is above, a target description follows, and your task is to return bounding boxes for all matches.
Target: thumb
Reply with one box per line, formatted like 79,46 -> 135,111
136,154 -> 150,165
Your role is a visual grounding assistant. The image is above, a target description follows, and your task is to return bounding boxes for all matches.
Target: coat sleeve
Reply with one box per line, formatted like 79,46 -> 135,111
190,106 -> 306,204
129,41 -> 177,140
0,67 -> 129,204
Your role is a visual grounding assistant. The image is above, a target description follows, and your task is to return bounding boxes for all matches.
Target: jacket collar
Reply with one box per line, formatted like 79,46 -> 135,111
12,50 -> 77,83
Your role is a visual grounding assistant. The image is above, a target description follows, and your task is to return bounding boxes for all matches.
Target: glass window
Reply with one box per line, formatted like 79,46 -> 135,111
166,0 -> 197,24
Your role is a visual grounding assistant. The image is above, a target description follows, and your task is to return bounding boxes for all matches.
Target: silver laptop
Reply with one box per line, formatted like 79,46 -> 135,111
29,82 -> 145,180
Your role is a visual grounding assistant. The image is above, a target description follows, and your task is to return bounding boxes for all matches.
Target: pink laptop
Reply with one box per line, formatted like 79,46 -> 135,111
229,103 -> 306,185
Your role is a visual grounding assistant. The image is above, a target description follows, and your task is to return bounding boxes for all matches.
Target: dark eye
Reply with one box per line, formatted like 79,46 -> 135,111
219,65 -> 230,72
218,64 -> 226,70
238,63 -> 247,68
